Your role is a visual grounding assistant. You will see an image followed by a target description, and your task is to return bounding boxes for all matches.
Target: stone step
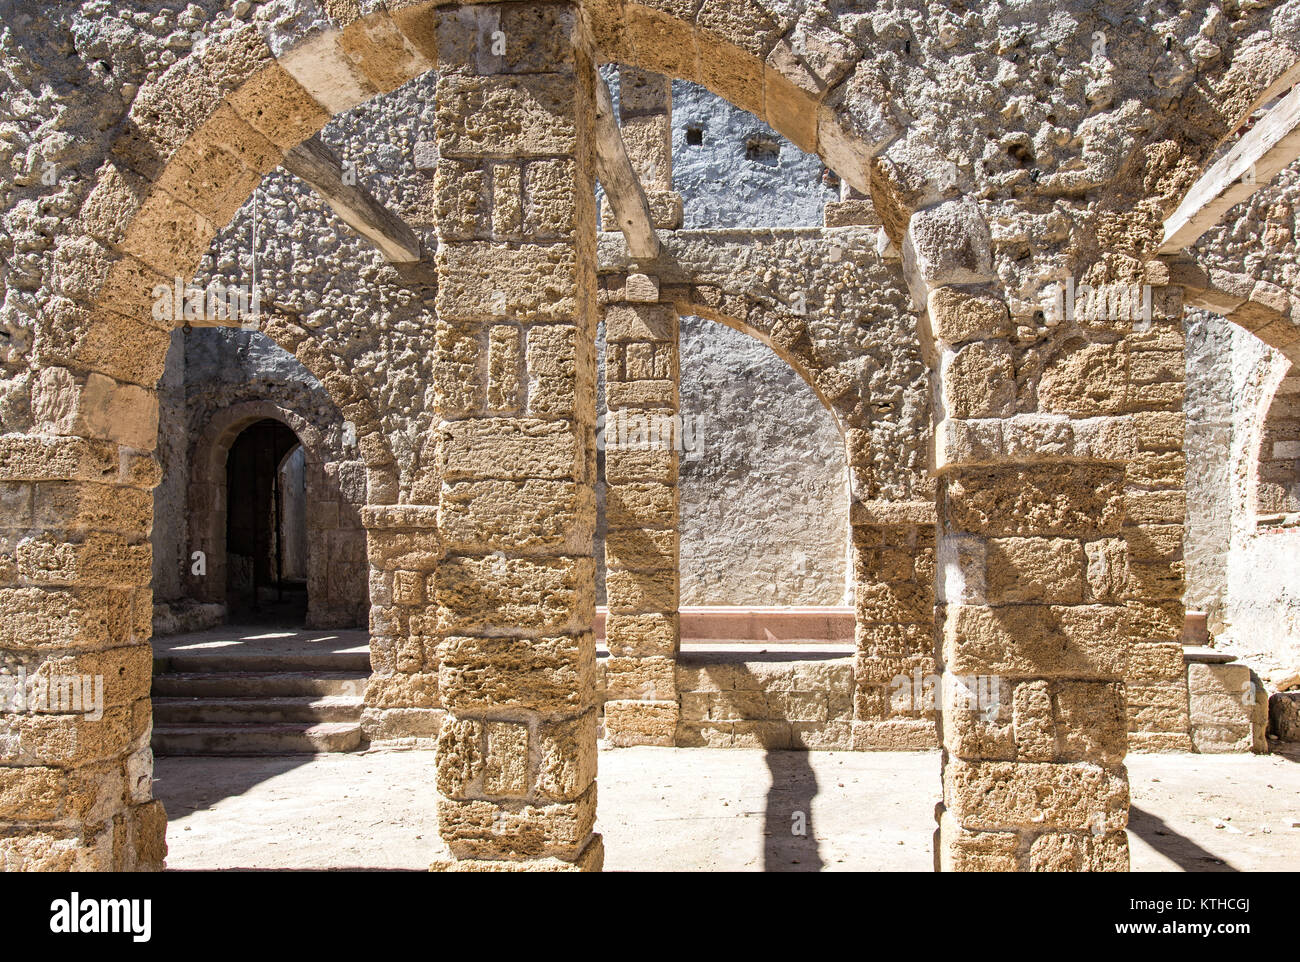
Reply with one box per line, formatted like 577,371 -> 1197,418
151,671 -> 368,698
153,651 -> 370,674
151,721 -> 362,756
152,695 -> 363,725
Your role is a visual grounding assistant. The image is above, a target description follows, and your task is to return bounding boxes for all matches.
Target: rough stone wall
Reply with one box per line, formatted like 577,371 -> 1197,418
678,314 -> 850,606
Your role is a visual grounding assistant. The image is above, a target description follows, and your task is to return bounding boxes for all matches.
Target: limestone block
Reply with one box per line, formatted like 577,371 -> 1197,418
604,526 -> 677,572
1269,692 -> 1300,742
31,369 -> 158,452
944,759 -> 1129,832
438,632 -> 596,714
435,717 -> 483,798
604,446 -> 678,484
364,671 -> 439,710
851,718 -> 939,750
439,417 -> 584,482
603,656 -> 675,700
1188,663 -> 1267,753
34,301 -> 172,389
32,483 -> 152,536
435,555 -> 594,635
604,699 -> 678,746
943,340 -> 1015,419
605,567 -> 678,613
435,75 -> 578,158
365,528 -> 441,572
927,287 -> 1012,344
484,720 -> 531,796
1037,341 -> 1129,418
1133,411 -> 1185,451
439,479 -> 594,554
606,612 -> 678,658
1084,538 -> 1129,603
1012,679 -> 1055,761
16,534 -> 152,589
1029,831 -> 1129,872
623,3 -> 698,84
938,812 -> 1020,871
853,653 -> 936,687
943,464 -> 1126,538
730,720 -> 793,749
537,711 -> 597,801
227,60 -> 331,150
1053,681 -> 1127,765
153,104 -> 284,227
605,481 -> 677,529
1125,599 -> 1184,643
943,604 -> 1129,679
438,784 -> 596,861
675,662 -> 736,692
1126,681 -> 1191,736
906,200 -> 994,287
790,721 -> 854,750
527,323 -> 595,420
604,303 -> 676,342
708,688 -> 768,720
524,157 -> 582,239
985,537 -> 1085,604
435,243 -> 578,322
855,579 -> 933,625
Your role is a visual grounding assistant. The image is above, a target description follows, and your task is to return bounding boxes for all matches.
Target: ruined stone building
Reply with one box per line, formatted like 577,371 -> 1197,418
2,0 -> 1300,871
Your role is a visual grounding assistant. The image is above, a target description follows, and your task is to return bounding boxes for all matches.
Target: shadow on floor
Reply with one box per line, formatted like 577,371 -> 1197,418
153,754 -> 321,824
762,751 -> 825,872
1128,804 -> 1239,872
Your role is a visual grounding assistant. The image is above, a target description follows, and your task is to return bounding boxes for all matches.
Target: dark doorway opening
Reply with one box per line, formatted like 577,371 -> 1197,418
225,418 -> 308,624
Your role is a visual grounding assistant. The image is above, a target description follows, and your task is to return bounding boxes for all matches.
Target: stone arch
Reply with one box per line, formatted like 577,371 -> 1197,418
1178,261 -> 1300,365
1253,362 -> 1300,518
185,399 -> 367,630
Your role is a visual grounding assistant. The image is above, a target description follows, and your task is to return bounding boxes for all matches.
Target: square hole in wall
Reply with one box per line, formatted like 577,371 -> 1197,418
685,125 -> 704,146
745,136 -> 780,165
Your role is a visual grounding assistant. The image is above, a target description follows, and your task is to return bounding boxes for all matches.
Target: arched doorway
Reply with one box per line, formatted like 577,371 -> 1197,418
224,418 -> 309,623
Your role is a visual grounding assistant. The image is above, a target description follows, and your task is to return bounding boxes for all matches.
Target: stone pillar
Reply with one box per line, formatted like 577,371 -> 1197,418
1122,271 -> 1194,752
602,281 -> 681,746
913,203 -> 1138,871
361,505 -> 444,747
429,1 -> 601,871
601,67 -> 682,230
0,392 -> 166,869
849,507 -> 939,750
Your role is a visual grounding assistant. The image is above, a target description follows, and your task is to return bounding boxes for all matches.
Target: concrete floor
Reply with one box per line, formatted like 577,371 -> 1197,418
153,745 -> 1300,871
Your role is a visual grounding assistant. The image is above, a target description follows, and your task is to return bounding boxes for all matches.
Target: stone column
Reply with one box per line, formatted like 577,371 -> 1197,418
912,202 -> 1137,872
1121,268 -> 1194,752
849,506 -> 939,750
602,282 -> 681,746
0,384 -> 166,869
602,67 -> 682,231
361,505 -> 444,747
428,1 -> 601,871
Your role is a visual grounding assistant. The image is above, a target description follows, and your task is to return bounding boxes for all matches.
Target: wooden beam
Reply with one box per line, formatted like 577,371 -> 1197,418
1160,83 -> 1300,253
282,136 -> 422,264
594,73 -> 661,261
